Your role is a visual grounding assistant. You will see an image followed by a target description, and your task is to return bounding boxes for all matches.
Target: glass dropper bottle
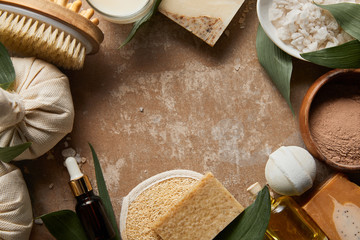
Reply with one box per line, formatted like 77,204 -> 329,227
65,157 -> 116,240
247,182 -> 328,240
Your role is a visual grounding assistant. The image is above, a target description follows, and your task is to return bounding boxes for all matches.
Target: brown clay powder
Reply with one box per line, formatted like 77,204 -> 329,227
309,78 -> 360,166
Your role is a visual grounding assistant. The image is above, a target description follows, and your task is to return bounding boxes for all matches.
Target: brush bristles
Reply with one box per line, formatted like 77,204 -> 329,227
0,10 -> 86,69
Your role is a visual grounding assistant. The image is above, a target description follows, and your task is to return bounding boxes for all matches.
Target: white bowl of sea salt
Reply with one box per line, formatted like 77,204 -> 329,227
257,0 -> 355,60
299,69 -> 360,172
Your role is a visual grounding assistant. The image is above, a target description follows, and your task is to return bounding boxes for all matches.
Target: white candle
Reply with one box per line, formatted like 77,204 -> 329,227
88,0 -> 150,17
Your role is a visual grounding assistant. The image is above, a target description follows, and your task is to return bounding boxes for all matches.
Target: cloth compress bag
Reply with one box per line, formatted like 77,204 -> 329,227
0,57 -> 74,160
0,161 -> 33,239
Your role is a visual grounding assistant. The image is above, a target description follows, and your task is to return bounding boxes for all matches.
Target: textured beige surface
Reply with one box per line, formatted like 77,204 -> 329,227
154,172 -> 244,240
11,0 -> 340,239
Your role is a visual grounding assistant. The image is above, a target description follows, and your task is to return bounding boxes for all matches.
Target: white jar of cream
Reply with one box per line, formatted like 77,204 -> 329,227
86,0 -> 154,24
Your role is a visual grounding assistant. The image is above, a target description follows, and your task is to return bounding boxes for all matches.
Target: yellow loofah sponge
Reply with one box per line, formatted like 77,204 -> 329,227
153,172 -> 244,240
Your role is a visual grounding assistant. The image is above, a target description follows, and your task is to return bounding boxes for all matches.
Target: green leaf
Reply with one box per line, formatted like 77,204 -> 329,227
316,3 -> 360,41
0,42 -> 15,90
301,40 -> 360,68
40,210 -> 88,240
89,143 -> 121,240
256,24 -> 294,113
215,186 -> 271,240
0,142 -> 31,163
119,0 -> 163,48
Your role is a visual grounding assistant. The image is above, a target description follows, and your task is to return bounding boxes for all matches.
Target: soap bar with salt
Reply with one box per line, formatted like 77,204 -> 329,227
153,172 -> 244,240
302,174 -> 360,240
159,0 -> 245,46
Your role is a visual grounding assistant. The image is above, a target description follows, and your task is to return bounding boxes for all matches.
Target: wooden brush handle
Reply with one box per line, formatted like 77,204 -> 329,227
0,0 -> 104,54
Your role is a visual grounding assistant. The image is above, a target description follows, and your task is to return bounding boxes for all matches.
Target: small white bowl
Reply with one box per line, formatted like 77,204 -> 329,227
257,0 -> 304,60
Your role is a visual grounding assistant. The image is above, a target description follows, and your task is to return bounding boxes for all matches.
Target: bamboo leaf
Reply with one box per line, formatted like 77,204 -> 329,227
256,24 -> 294,113
215,186 -> 271,240
301,40 -> 360,68
0,42 -> 15,90
0,142 -> 31,163
316,3 -> 360,41
89,143 -> 121,240
40,210 -> 88,240
119,0 -> 162,48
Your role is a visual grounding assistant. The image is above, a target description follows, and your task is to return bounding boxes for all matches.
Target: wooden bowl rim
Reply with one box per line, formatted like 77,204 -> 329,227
299,68 -> 360,172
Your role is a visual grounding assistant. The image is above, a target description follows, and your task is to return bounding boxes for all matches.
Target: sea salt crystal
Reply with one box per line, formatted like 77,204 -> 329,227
278,27 -> 290,41
314,27 -> 328,41
34,219 -> 43,225
286,9 -> 302,23
61,148 -> 76,158
75,153 -> 82,164
326,41 -> 337,48
269,8 -> 283,21
305,42 -> 318,52
291,32 -> 302,39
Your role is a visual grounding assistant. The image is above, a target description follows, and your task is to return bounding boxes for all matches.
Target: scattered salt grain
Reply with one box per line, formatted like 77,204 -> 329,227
61,148 -> 76,158
46,152 -> 55,160
34,219 -> 43,225
49,183 -> 54,189
74,153 -> 82,164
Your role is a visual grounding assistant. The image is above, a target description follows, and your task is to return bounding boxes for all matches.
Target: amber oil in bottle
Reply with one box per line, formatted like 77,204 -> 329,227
247,183 -> 328,240
65,157 -> 116,240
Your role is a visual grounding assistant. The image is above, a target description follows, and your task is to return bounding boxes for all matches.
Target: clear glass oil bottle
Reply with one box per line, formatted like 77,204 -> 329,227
264,195 -> 328,240
247,183 -> 328,240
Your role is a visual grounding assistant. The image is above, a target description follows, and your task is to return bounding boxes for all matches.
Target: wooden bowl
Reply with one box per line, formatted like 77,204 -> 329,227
299,68 -> 360,172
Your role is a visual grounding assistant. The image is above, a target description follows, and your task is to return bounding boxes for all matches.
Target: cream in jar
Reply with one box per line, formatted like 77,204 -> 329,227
86,0 -> 152,23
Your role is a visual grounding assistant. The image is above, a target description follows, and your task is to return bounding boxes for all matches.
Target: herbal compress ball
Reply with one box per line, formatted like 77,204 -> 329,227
0,161 -> 33,239
265,146 -> 316,196
0,57 -> 74,160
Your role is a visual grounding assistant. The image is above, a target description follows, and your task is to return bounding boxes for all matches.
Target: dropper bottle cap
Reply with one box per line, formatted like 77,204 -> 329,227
247,182 -> 263,196
247,182 -> 276,201
65,157 -> 93,197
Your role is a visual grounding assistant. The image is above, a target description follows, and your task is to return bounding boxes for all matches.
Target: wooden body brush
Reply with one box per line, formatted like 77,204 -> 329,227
0,0 -> 104,69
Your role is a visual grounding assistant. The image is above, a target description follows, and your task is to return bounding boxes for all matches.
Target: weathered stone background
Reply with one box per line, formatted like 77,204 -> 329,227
15,1 -> 341,239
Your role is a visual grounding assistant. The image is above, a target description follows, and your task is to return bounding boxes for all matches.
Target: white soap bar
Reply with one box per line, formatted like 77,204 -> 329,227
265,146 -> 316,196
159,0 -> 245,46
